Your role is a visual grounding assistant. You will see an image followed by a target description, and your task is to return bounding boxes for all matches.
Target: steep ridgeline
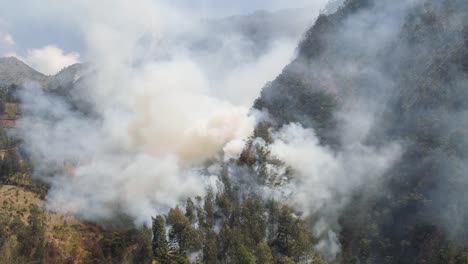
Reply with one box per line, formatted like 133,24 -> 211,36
254,0 -> 468,263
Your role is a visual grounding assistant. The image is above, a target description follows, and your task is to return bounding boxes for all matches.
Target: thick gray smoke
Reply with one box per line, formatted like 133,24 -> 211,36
16,1 -> 462,261
268,123 -> 401,258
248,0 -> 435,259
14,0 -> 329,225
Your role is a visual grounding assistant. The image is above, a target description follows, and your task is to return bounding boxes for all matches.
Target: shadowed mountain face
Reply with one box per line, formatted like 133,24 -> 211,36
0,57 -> 47,87
255,0 -> 468,262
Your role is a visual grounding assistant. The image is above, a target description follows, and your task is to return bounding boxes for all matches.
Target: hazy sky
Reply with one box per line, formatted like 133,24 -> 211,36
0,0 -> 327,73
0,0 -> 318,50
166,0 -> 315,16
8,0 -> 330,225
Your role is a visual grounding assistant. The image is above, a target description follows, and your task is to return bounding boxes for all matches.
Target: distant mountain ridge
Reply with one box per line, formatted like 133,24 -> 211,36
0,56 -> 84,89
0,6 -> 316,89
0,57 -> 47,87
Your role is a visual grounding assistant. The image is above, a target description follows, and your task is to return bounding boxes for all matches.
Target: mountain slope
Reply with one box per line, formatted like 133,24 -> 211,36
254,0 -> 468,263
0,57 -> 47,87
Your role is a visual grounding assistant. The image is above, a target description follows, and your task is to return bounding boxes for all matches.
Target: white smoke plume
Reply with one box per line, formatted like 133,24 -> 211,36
268,123 -> 401,258
247,0 -> 425,258
14,0 -> 326,226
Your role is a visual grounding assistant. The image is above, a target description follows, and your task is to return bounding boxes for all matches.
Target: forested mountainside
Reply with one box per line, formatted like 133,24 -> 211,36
0,64 -> 324,263
253,0 -> 468,263
1,0 -> 468,263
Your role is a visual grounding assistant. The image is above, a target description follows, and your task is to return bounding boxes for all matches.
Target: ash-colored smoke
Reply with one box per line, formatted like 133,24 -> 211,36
251,0 -> 428,259
269,123 -> 401,258
15,0 -> 327,225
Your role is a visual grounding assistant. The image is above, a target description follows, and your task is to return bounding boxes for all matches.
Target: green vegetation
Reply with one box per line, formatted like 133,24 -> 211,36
0,185 -> 153,264
254,76 -> 338,147
152,179 -> 327,264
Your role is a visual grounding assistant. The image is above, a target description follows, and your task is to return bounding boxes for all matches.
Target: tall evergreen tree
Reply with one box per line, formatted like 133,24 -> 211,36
152,216 -> 169,264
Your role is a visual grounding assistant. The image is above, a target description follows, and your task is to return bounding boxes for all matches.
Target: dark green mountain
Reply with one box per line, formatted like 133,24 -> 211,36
254,0 -> 468,263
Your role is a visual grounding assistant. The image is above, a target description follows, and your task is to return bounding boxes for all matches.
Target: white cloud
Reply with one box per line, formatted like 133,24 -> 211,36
24,45 -> 80,75
0,32 -> 14,46
0,30 -> 15,56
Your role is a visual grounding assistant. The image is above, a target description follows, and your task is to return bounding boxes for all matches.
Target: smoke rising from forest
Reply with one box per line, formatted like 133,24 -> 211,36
15,1 -> 417,257
14,0 -> 326,226
4,0 -> 468,262
248,0 -> 436,258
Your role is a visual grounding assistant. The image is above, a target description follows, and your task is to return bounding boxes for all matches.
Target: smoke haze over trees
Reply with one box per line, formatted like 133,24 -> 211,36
0,0 -> 468,263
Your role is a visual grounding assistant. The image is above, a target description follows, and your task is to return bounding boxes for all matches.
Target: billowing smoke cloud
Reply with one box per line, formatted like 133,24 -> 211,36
270,124 -> 400,217
15,1 -> 465,261
247,0 -> 436,259
14,0 -> 326,226
268,123 -> 401,258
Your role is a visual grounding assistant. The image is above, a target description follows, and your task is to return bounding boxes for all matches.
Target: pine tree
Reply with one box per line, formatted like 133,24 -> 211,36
241,197 -> 266,246
202,231 -> 218,264
152,216 -> 169,264
277,206 -> 294,255
204,189 -> 215,228
167,207 -> 198,254
255,241 -> 274,264
185,198 -> 196,223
